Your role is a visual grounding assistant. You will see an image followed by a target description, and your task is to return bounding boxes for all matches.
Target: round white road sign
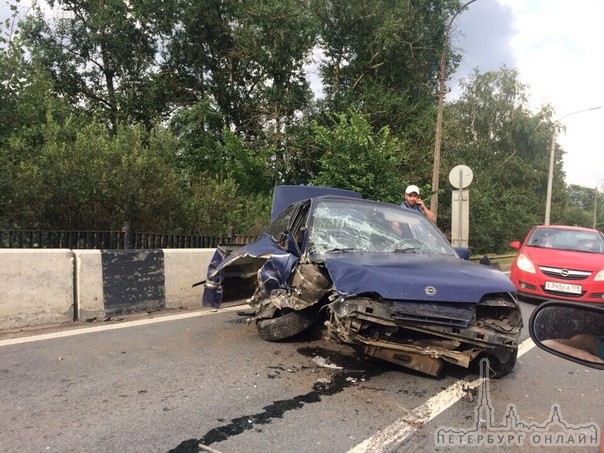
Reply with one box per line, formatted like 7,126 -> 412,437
449,165 -> 473,189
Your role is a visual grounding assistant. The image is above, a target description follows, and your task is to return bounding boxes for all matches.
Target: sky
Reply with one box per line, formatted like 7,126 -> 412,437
2,0 -> 603,189
452,0 -> 604,189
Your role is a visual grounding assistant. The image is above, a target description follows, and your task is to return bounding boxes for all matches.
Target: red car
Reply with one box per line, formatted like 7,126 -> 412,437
509,225 -> 604,304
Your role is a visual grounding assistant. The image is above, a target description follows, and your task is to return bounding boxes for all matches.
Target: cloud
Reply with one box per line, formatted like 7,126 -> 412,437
452,0 -> 604,188
451,0 -> 517,88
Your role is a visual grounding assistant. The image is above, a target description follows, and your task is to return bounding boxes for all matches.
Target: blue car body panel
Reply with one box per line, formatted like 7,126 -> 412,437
322,254 -> 516,302
202,235 -> 299,308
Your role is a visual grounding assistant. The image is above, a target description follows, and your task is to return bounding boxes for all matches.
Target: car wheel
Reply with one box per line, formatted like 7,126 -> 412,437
256,308 -> 318,341
475,347 -> 518,378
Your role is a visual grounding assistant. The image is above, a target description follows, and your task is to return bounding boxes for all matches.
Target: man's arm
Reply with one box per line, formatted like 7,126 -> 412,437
416,199 -> 436,223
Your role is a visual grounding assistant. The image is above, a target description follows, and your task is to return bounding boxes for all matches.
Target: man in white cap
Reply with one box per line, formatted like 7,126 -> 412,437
401,185 -> 436,223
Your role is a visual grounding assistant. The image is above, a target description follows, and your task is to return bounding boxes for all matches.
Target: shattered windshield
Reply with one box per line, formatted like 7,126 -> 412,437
307,199 -> 456,256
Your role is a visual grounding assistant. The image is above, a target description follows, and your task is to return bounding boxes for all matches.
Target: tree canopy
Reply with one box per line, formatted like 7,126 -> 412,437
1,0 -> 601,252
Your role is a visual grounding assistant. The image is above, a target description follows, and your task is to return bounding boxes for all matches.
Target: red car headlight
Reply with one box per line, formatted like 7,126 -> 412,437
516,253 -> 536,274
595,269 -> 604,281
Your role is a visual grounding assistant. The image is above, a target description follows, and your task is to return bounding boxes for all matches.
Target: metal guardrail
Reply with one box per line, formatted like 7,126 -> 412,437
0,230 -> 125,249
470,253 -> 516,262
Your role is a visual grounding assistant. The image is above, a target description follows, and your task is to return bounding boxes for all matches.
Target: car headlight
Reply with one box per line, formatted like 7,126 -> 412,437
516,253 -> 536,274
595,269 -> 604,281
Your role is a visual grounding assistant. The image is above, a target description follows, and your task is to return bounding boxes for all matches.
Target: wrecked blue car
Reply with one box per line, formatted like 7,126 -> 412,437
202,187 -> 522,377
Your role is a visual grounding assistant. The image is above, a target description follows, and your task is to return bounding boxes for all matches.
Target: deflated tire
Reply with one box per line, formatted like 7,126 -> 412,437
256,308 -> 318,341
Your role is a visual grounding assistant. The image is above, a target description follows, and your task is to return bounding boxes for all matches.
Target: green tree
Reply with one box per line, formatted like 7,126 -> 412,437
161,0 -> 319,186
185,177 -> 272,236
1,109 -> 188,231
0,3 -> 57,143
313,0 -> 459,132
444,68 -> 559,253
310,110 -> 402,202
19,0 -> 177,129
171,101 -> 274,195
558,184 -> 599,228
5,0 -> 601,244
0,41 -> 81,228
164,0 -> 315,135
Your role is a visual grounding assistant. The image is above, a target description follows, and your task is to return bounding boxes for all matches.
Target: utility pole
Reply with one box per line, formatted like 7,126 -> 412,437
593,179 -> 604,229
432,0 -> 478,218
544,106 -> 601,225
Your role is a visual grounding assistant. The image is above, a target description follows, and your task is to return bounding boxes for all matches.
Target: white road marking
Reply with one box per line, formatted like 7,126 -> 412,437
348,337 -> 536,453
0,306 -> 245,348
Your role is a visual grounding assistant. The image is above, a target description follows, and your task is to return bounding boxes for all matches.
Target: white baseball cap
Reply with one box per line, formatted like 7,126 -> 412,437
405,185 -> 420,195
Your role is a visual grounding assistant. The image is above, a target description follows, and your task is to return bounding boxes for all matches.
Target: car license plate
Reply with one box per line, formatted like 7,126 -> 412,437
544,281 -> 582,294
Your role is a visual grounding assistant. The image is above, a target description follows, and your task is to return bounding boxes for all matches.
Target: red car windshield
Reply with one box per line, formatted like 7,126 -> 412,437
527,228 -> 604,253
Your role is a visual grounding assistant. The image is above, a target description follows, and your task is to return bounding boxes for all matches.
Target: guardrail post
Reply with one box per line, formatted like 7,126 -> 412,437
123,221 -> 132,249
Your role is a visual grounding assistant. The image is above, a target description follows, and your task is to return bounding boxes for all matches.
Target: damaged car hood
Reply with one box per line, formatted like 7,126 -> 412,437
322,253 -> 515,303
207,235 -> 296,280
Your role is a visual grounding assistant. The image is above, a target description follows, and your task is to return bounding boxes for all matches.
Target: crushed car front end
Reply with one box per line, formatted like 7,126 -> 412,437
325,291 -> 521,377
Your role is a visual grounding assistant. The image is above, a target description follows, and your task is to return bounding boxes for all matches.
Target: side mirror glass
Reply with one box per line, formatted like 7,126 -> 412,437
454,247 -> 470,260
529,301 -> 604,369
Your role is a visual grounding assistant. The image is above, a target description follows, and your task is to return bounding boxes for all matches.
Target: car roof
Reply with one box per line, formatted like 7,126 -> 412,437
271,185 -> 362,220
308,194 -> 409,211
532,225 -> 601,234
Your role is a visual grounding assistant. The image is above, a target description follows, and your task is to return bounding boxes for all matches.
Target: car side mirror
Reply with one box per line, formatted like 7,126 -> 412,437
279,230 -> 301,257
529,301 -> 604,370
509,241 -> 521,250
454,247 -> 471,260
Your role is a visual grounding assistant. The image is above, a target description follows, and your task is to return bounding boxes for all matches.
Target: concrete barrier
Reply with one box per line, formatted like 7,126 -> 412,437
0,249 -> 75,330
0,248 -> 216,331
74,250 -> 104,321
163,249 -> 215,309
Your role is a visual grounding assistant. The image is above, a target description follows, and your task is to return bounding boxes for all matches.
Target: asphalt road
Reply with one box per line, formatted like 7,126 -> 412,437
1,300 -> 601,453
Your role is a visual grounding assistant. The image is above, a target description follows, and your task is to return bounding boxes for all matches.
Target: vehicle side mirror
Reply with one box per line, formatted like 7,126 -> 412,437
509,241 -> 521,250
454,247 -> 471,260
279,230 -> 301,257
529,301 -> 604,370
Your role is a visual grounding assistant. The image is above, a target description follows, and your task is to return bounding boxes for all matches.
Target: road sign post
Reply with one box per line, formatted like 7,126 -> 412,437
448,165 -> 473,248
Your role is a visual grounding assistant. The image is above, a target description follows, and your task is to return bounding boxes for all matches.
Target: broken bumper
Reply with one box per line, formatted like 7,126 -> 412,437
325,296 -> 522,376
